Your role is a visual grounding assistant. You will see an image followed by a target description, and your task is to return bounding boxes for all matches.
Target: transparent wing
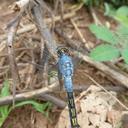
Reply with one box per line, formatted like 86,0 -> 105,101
0,25 -> 86,94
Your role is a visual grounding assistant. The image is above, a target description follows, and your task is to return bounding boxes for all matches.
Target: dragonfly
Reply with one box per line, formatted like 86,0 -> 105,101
57,46 -> 80,128
23,41 -> 82,128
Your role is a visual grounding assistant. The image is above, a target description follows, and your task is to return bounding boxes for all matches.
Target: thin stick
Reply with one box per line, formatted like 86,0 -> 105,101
54,0 -> 59,14
90,7 -> 102,25
70,19 -> 86,43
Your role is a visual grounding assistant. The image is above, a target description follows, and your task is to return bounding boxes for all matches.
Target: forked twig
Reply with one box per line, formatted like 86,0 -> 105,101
0,81 -> 59,106
31,0 -> 58,61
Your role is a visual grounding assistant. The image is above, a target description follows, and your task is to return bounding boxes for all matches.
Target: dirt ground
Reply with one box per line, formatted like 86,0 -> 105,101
0,0 -> 128,128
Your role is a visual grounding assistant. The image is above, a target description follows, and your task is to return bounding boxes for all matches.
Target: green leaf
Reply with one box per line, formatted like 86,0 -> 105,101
114,6 -> 128,27
82,0 -> 90,4
14,100 -> 52,116
0,80 -> 10,126
0,109 -> 9,128
116,6 -> 128,17
90,44 -> 120,61
121,49 -> 128,64
89,24 -> 118,44
0,81 -> 53,127
0,118 -> 5,127
104,4 -> 128,26
0,80 -> 10,97
0,106 -> 10,118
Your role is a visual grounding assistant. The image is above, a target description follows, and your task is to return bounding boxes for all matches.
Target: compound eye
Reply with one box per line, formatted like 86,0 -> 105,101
63,48 -> 69,53
57,47 -> 70,56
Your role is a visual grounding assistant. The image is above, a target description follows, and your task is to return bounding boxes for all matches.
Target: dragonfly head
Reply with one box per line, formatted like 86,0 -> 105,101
57,46 -> 70,57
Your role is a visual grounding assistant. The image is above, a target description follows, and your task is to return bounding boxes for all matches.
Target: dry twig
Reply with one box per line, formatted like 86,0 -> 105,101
74,51 -> 128,89
70,19 -> 86,43
0,81 -> 59,106
6,15 -> 22,106
0,81 -> 125,106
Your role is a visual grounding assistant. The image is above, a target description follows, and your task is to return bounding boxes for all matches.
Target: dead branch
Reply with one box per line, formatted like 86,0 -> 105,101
40,94 -> 66,109
0,82 -> 126,106
0,82 -> 59,106
74,51 -> 128,89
